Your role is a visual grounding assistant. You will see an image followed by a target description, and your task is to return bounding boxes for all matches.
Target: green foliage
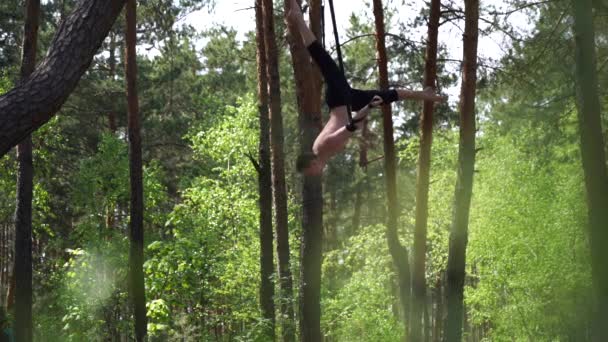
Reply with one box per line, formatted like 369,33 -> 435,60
0,0 -> 22,72
144,97 -> 264,340
322,224 -> 404,341
466,123 -> 592,340
33,133 -> 169,340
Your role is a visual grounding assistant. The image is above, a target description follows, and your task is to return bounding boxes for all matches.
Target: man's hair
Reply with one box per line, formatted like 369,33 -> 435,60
296,152 -> 318,173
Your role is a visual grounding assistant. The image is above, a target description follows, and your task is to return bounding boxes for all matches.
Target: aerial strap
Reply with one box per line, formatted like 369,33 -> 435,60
321,0 -> 326,48
326,0 -> 356,131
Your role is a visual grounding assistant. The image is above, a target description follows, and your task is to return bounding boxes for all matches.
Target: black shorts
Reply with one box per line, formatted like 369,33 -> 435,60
307,41 -> 398,111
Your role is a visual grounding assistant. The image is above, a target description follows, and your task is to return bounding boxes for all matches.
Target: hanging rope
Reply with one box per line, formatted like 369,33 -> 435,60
321,0 -> 326,48
327,0 -> 355,128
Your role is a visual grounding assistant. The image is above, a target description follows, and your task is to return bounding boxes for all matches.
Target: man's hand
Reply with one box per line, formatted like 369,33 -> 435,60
369,95 -> 384,108
353,99 -> 377,122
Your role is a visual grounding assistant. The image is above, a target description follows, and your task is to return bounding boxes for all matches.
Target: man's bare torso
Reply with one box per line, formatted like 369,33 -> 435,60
312,106 -> 350,163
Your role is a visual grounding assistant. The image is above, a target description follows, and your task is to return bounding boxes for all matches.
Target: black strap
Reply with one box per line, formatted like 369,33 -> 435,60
345,112 -> 369,132
321,1 -> 326,48
345,97 -> 381,132
327,0 -> 354,125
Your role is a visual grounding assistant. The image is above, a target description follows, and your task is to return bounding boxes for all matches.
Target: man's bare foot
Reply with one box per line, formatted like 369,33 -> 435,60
421,86 -> 447,102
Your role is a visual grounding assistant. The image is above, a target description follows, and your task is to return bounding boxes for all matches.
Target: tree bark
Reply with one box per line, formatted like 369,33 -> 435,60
108,31 -> 118,133
411,0 -> 440,340
0,0 -> 126,157
443,0 -> 478,341
125,0 -> 147,340
261,0 -> 295,340
571,1 -> 608,340
434,273 -> 444,342
254,0 -> 276,338
283,0 -> 324,340
352,118 -> 369,235
13,0 -> 39,341
372,0 -> 410,338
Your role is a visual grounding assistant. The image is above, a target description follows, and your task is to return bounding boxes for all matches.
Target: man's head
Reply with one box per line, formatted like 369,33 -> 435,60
296,152 -> 324,176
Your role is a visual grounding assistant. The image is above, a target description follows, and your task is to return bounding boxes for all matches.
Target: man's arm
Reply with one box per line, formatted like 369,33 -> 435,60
313,125 -> 354,158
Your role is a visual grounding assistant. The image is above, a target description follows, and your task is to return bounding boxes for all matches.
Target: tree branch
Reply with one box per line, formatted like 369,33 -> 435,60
0,0 -> 126,156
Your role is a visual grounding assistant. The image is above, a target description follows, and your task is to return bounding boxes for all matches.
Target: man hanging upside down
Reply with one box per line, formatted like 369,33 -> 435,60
288,0 -> 446,176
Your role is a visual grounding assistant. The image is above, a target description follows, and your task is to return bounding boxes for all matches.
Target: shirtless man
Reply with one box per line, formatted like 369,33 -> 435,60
288,0 -> 446,176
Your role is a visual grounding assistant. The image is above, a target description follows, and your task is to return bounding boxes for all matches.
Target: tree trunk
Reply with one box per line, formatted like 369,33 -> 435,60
411,0 -> 441,340
433,273 -> 444,342
254,0 -> 275,338
0,0 -> 126,156
284,0 -> 324,340
6,273 -> 15,310
571,1 -> 608,340
443,0 -> 478,341
108,31 -> 118,133
13,0 -> 39,341
352,118 -> 369,235
372,0 -> 410,338
261,0 -> 295,340
4,222 -> 15,310
125,0 -> 147,340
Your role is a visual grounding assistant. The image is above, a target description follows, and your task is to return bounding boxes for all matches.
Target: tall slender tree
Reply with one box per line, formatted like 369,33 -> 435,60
283,0 -> 324,340
571,0 -> 608,340
13,0 -> 39,341
108,31 -> 118,134
372,0 -> 410,337
443,0 -> 478,340
411,0 -> 441,340
125,0 -> 147,339
254,0 -> 276,338
261,0 -> 295,339
351,118 -> 369,235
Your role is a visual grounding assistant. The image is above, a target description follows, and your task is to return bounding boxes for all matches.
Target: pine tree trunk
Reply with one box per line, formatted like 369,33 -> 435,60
443,0 -> 478,341
5,223 -> 15,310
411,0 -> 440,340
0,222 -> 15,311
254,0 -> 276,338
1,224 -> 5,304
108,31 -> 118,133
283,0 -> 324,340
571,1 -> 608,340
261,0 -> 295,340
352,119 -> 369,235
433,273 -> 444,342
372,0 -> 410,338
0,0 -> 126,156
14,1 -> 39,340
125,0 -> 147,340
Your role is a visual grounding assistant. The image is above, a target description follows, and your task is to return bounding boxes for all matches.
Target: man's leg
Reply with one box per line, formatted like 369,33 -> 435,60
350,89 -> 399,112
350,87 -> 447,111
287,1 -> 351,109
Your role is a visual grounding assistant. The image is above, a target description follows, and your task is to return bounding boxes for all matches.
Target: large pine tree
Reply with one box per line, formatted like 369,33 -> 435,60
444,0 -> 479,340
254,0 -> 276,338
13,0 -> 39,340
261,0 -> 295,339
571,0 -> 608,340
283,0 -> 324,340
372,0 -> 410,338
411,0 -> 441,340
125,0 -> 147,339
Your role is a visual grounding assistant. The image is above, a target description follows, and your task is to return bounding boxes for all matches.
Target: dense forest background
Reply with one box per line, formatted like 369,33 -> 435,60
0,0 -> 606,341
